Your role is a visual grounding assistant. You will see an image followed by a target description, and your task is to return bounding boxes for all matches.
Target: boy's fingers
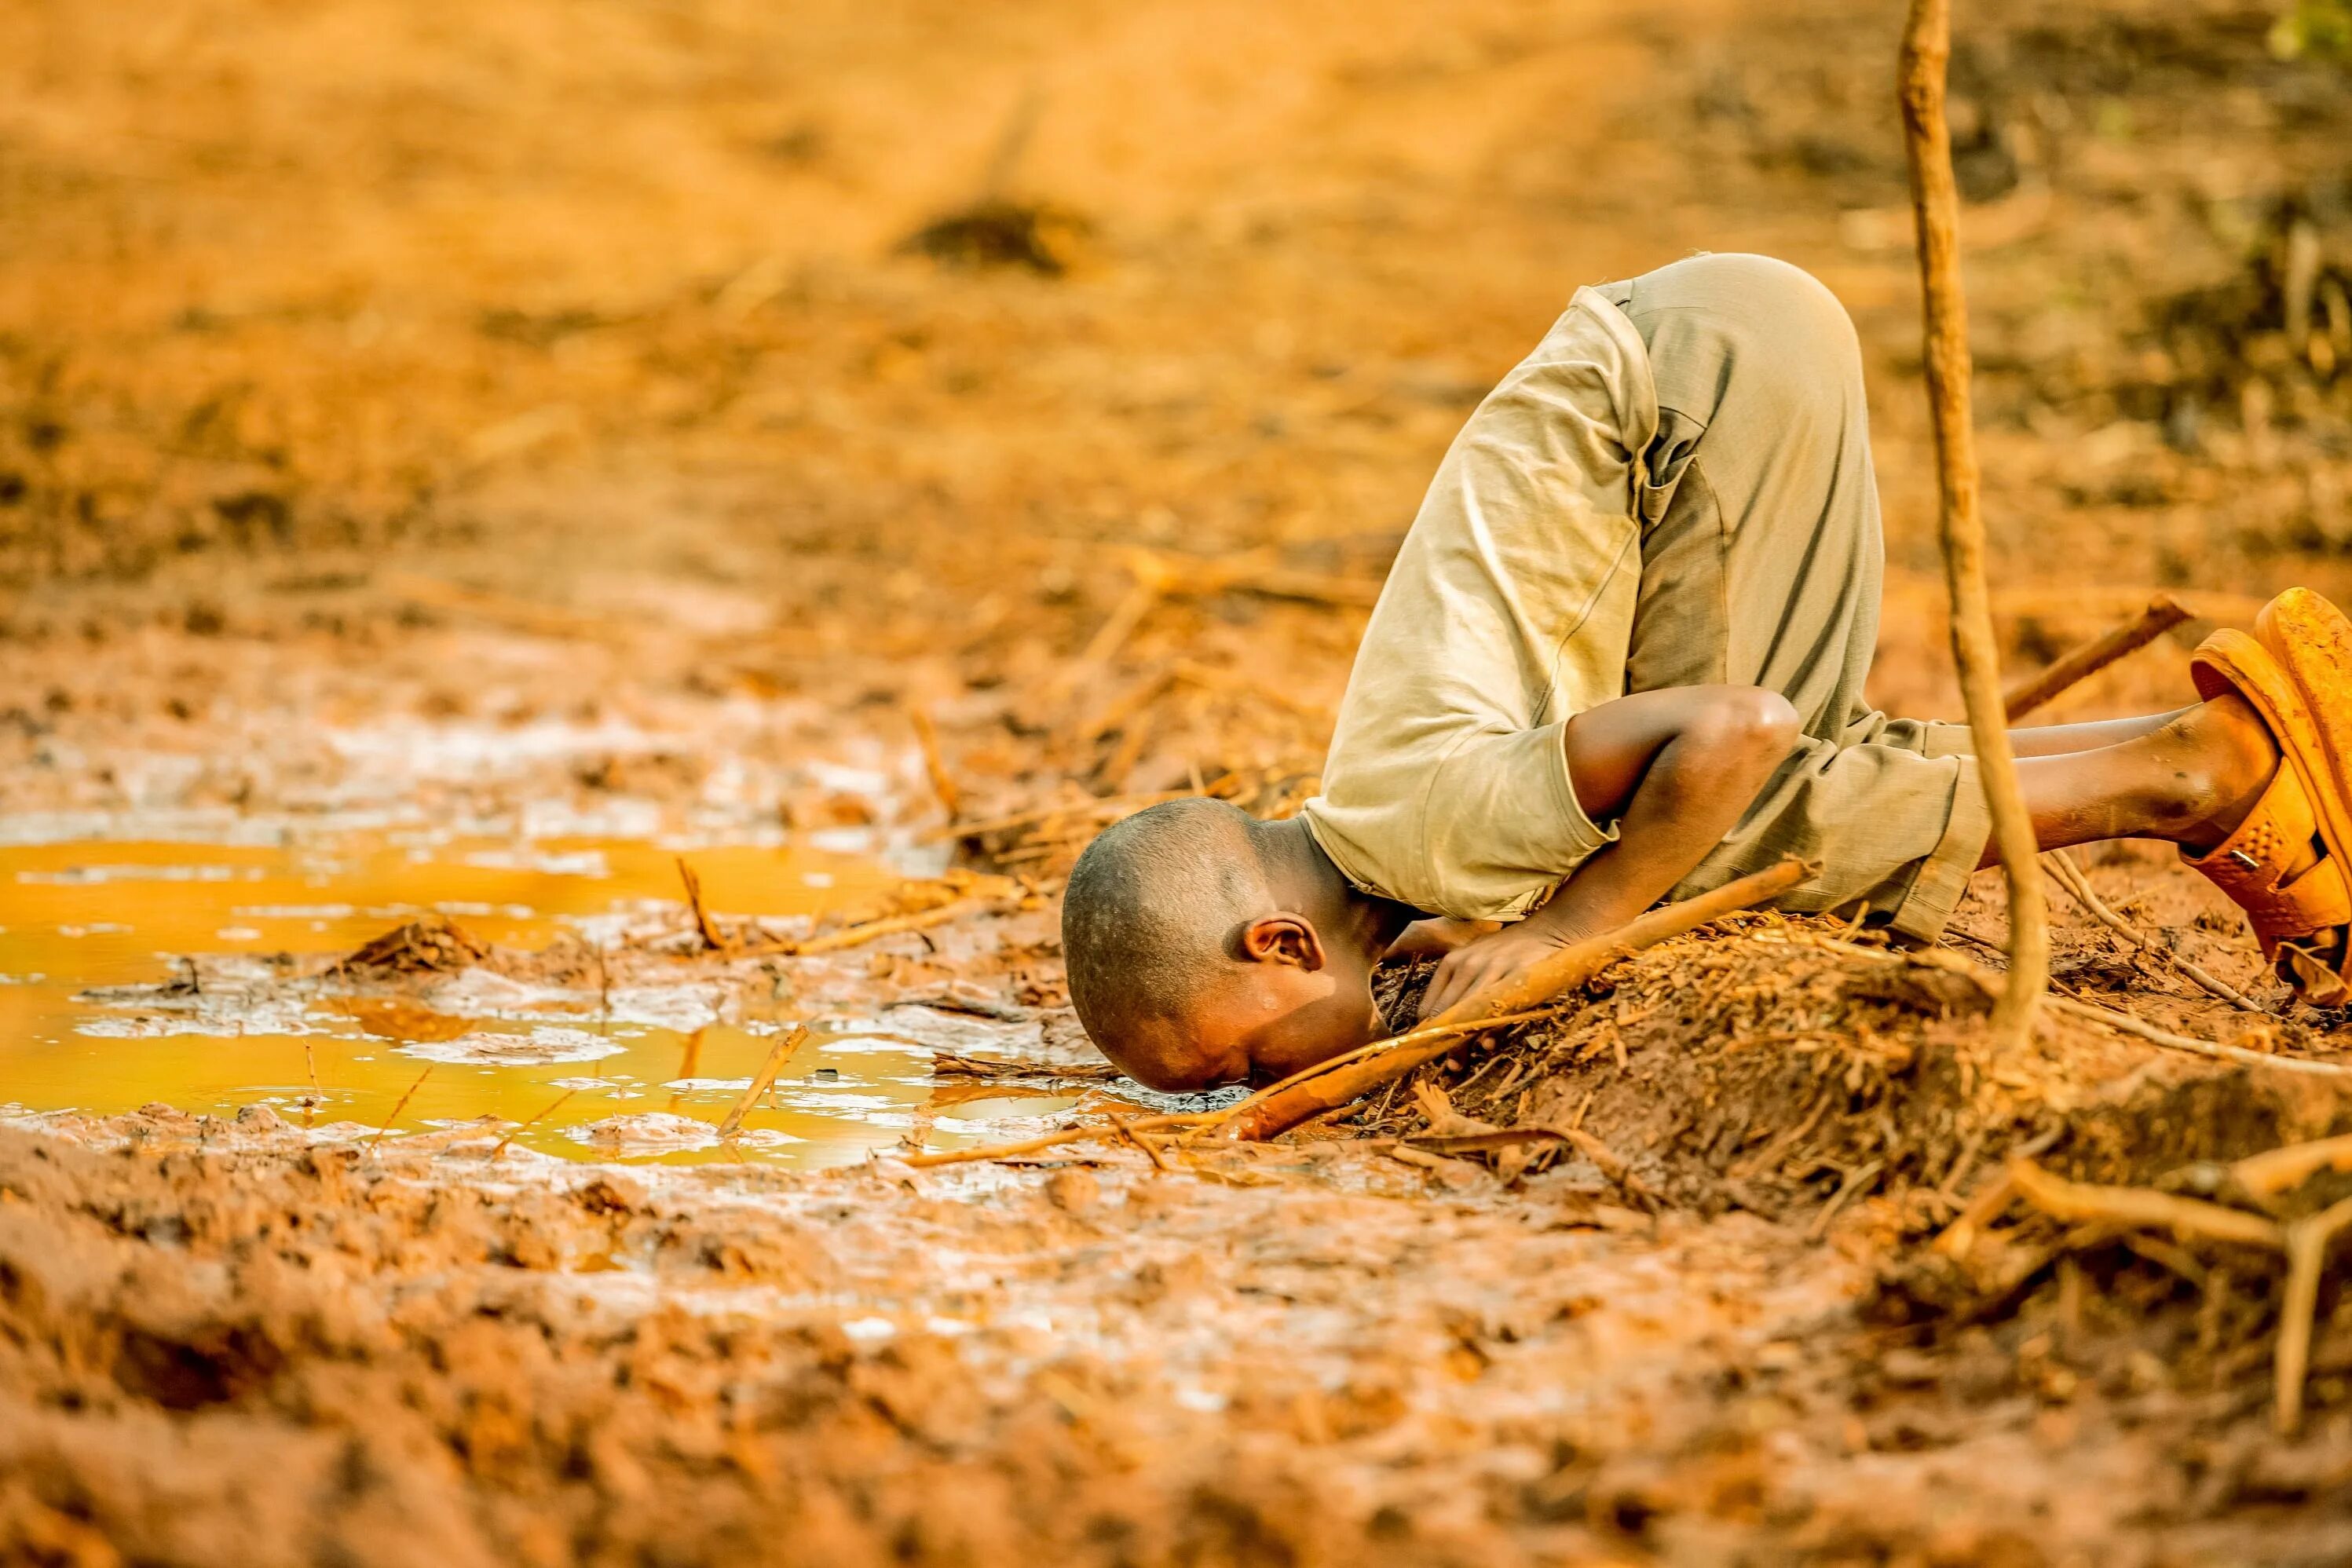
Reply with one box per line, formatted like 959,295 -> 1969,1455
1421,954 -> 1479,1018
1419,963 -> 1459,1019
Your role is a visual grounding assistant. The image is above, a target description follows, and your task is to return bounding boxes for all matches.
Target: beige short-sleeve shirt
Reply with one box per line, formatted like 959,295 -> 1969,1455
1300,287 -> 1659,919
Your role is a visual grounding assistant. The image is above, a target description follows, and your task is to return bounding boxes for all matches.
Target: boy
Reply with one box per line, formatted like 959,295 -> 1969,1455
1062,253 -> 2352,1091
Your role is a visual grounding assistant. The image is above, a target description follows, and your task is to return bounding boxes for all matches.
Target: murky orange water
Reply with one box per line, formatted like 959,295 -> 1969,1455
0,833 -> 1080,1164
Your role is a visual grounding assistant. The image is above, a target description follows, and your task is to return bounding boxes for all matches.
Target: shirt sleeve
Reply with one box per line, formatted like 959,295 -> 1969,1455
1416,719 -> 1619,919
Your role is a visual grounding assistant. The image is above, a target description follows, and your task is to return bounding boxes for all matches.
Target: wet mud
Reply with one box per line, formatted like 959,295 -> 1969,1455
9,0 -> 2352,1560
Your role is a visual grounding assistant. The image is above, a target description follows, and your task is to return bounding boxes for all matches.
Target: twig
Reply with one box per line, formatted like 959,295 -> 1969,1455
1108,545 -> 1384,610
717,1024 -> 810,1139
978,86 -> 1044,200
2004,593 -> 2193,720
901,1006 -> 1571,1171
363,1066 -> 434,1157
1171,659 -> 1331,721
676,857 -> 730,953
1900,0 -> 2047,1040
2010,1158 -> 2284,1249
1227,857 -> 1813,1141
910,707 -> 962,821
487,1089 -> 576,1160
902,1110 -> 1215,1168
1809,1158 -> 1886,1241
1112,1113 -> 1172,1173
2233,1133 -> 2352,1198
1932,1169 -> 2019,1256
761,897 -> 1002,957
1076,578 -> 1161,672
2043,995 -> 2352,1077
2276,1193 -> 2352,1435
1563,1127 -> 1655,1204
2043,850 -> 2267,1013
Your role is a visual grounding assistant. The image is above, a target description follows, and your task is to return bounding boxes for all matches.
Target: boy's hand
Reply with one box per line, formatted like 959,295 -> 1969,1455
1417,922 -> 1570,1020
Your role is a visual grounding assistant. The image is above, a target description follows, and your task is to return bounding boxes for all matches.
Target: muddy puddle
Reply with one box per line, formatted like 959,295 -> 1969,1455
0,828 -> 1099,1165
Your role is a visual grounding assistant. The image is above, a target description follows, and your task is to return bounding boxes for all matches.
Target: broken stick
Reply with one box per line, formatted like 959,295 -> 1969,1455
2275,1193 -> 2352,1435
777,897 -> 1004,957
716,1024 -> 810,1139
363,1066 -> 435,1157
1900,0 -> 2047,1041
2009,1158 -> 2284,1250
1225,857 -> 1812,1142
676,857 -> 731,952
910,707 -> 962,821
2234,1133 -> 2352,1199
487,1088 -> 576,1160
903,1006 -> 1567,1170
2003,593 -> 2193,722
2043,850 -> 2266,1013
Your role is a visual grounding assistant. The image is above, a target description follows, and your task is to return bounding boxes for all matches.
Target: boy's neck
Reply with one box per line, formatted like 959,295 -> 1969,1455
1257,816 -> 1419,961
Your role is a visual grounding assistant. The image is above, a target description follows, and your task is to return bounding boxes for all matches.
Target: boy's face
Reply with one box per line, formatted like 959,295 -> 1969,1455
1163,912 -> 1388,1087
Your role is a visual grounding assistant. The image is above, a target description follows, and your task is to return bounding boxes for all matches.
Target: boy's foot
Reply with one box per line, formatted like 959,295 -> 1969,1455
2185,598 -> 2352,1003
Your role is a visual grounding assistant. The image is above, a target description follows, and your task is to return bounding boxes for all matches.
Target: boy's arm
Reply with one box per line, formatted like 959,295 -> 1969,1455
1383,916 -> 1504,959
1417,685 -> 1802,1018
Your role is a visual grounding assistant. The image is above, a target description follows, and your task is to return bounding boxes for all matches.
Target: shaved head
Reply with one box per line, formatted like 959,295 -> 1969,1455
1061,798 -> 1273,1079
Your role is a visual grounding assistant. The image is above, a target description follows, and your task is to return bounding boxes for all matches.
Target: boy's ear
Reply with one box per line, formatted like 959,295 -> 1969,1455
1239,913 -> 1326,970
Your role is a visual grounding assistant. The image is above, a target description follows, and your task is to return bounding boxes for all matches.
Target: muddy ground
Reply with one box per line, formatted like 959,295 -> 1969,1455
7,0 -> 2352,1562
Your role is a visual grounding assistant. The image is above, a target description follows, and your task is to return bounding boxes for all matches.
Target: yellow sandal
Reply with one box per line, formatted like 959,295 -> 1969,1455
2186,620 -> 2352,1003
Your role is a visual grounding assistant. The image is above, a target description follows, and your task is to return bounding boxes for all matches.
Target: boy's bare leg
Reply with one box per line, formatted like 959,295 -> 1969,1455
2010,711 -> 2183,755
1987,692 -> 2284,868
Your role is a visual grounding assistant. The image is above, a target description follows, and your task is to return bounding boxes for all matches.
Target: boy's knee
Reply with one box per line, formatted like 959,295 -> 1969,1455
1640,253 -> 1864,427
1700,254 -> 1857,348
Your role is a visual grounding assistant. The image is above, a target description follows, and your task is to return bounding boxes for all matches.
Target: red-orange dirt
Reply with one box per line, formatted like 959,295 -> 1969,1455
6,0 -> 2352,1562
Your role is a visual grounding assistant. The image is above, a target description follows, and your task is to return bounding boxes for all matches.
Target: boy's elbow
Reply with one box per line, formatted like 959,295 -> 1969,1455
1692,688 -> 1801,758
1666,689 -> 1801,797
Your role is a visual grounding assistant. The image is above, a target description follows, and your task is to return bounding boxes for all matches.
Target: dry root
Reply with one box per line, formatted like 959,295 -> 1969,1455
1978,1142 -> 2352,1435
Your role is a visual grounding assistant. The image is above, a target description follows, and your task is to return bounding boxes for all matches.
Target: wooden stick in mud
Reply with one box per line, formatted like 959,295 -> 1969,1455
2234,1133 -> 2352,1197
2003,593 -> 2193,722
363,1066 -> 434,1156
1111,1113 -> 1173,1173
2008,1158 -> 2284,1250
1900,0 -> 2048,1042
1224,857 -> 1813,1143
716,1023 -> 810,1139
899,1007 -> 1569,1170
2275,1193 -> 2352,1435
487,1088 -> 576,1160
2042,994 -> 2352,1077
902,1110 -> 1215,1168
909,706 -> 963,821
2004,1153 -> 2352,1435
2042,850 -> 2266,1013
793,897 -> 1001,956
676,857 -> 731,952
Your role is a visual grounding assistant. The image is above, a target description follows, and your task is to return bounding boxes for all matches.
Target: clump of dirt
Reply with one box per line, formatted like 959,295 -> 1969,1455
900,200 -> 1094,276
331,912 -> 492,976
1355,920 -> 2352,1451
1385,921 -> 2352,1228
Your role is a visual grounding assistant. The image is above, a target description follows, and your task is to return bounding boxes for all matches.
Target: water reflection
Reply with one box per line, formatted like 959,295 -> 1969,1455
0,832 -> 1088,1165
